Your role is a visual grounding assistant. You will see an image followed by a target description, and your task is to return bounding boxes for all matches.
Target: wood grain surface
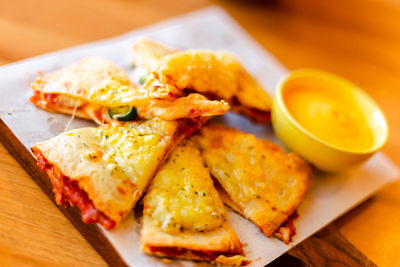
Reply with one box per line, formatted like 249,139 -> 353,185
0,0 -> 399,266
288,224 -> 377,267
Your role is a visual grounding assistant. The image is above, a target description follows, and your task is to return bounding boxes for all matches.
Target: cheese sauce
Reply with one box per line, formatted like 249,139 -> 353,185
284,86 -> 374,151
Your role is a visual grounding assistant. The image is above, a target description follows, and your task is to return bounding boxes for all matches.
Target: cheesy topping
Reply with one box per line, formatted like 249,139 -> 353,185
196,126 -> 309,207
30,57 -> 230,124
32,118 -> 178,224
95,123 -> 170,190
132,40 -> 271,113
144,141 -> 226,233
197,129 -> 270,205
32,57 -> 148,107
194,124 -> 312,236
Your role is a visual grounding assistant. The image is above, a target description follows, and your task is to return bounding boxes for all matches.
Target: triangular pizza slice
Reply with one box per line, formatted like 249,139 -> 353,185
193,124 -> 312,242
31,118 -> 199,229
132,39 -> 272,122
30,57 -> 229,125
141,140 -> 247,265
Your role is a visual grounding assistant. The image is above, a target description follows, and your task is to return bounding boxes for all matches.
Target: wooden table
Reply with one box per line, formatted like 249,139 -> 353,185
0,0 -> 399,266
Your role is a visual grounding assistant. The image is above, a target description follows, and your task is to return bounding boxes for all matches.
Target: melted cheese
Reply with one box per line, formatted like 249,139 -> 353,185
95,124 -> 169,190
30,57 -> 229,124
138,93 -> 229,120
197,129 -> 271,206
131,40 -> 271,113
194,124 -> 312,236
284,86 -> 374,151
32,118 -> 179,224
32,57 -> 148,107
144,141 -> 226,233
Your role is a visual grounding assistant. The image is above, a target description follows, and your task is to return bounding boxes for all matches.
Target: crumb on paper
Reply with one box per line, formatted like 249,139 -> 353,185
11,108 -> 16,112
7,112 -> 12,115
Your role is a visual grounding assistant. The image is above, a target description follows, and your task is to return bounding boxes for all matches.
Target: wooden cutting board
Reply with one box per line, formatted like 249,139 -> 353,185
288,224 -> 376,266
0,118 -> 377,266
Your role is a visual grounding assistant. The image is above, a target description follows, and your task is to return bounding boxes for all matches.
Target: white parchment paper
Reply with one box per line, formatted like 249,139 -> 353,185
0,6 -> 398,267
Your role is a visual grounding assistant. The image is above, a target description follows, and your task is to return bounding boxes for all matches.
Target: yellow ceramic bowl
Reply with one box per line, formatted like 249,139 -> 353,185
271,69 -> 389,172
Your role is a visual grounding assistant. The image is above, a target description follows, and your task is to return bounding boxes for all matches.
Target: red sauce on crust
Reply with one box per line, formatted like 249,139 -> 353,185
30,91 -> 68,111
180,117 -> 208,137
30,91 -> 59,108
281,210 -> 298,237
92,108 -> 104,123
181,90 -> 271,123
32,149 -> 116,229
30,92 -> 109,124
239,107 -> 271,123
44,93 -> 59,105
29,91 -> 43,105
273,210 -> 298,244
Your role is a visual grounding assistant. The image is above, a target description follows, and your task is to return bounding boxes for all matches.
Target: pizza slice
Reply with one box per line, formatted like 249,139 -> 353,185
30,57 -> 229,125
31,118 -> 200,229
193,124 -> 313,242
141,140 -> 247,265
132,39 -> 272,122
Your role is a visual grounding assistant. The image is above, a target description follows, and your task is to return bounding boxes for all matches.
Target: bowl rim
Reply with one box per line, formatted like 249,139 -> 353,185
274,68 -> 389,155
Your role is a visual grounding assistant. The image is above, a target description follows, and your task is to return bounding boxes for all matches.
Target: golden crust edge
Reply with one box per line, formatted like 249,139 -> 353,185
141,219 -> 246,265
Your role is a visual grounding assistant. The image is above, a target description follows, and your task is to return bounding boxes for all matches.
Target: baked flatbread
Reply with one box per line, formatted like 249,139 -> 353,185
193,124 -> 312,239
30,57 -> 229,125
141,140 -> 246,265
132,39 -> 272,122
31,118 -> 199,229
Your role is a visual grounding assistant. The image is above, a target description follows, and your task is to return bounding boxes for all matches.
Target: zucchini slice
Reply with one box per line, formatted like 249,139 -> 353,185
108,106 -> 138,121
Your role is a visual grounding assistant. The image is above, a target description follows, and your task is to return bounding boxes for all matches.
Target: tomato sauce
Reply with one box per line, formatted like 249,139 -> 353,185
33,149 -> 116,229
